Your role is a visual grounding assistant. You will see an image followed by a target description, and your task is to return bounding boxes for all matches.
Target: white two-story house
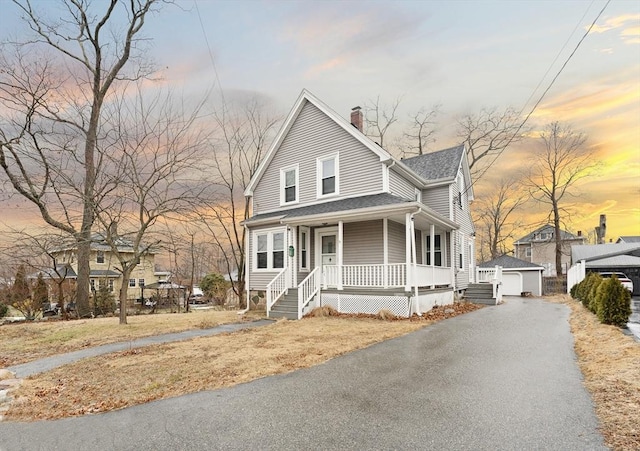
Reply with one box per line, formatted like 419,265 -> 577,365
243,90 -> 475,319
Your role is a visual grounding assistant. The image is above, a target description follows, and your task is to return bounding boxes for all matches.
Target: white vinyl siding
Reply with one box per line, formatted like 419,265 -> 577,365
343,221 -> 384,265
387,220 -> 406,264
422,186 -> 450,217
389,169 -> 416,200
252,101 -> 383,214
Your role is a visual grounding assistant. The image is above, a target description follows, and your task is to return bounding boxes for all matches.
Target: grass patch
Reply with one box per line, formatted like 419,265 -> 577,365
0,310 -> 251,367
4,303 -> 482,421
548,294 -> 640,451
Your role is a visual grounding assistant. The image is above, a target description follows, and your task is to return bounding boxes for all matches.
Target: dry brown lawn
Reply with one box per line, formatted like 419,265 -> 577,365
4,303 -> 482,421
0,309 -> 251,367
548,294 -> 640,451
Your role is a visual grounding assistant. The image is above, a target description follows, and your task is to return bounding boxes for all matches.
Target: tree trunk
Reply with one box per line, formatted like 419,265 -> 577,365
553,202 -> 562,277
119,266 -> 132,325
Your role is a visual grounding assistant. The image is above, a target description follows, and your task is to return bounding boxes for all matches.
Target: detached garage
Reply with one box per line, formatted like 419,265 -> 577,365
478,255 -> 544,296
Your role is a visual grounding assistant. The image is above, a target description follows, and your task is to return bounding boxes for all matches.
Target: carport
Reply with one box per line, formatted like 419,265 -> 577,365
572,243 -> 640,296
478,255 -> 543,296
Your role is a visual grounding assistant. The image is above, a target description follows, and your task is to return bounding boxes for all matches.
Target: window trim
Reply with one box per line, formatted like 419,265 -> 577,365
96,251 -> 105,264
316,153 -> 339,199
253,227 -> 288,272
425,234 -> 443,267
299,226 -> 310,272
129,278 -> 136,287
280,164 -> 299,206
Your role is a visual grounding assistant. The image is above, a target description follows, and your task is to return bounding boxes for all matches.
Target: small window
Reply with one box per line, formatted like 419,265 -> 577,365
257,234 -> 268,269
90,279 -> 96,291
272,232 -> 285,269
108,280 -> 114,292
138,279 -> 145,287
459,235 -> 465,269
525,247 -> 532,258
280,165 -> 299,204
317,154 -> 339,197
300,228 -> 309,271
97,251 -> 105,264
129,278 -> 136,287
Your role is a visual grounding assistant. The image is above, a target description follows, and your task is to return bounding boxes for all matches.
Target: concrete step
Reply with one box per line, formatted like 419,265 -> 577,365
269,310 -> 299,320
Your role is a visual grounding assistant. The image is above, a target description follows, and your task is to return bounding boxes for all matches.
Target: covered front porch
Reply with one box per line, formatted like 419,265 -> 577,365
264,207 -> 459,319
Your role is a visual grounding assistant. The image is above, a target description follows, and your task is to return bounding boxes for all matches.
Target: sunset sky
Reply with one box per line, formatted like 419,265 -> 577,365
1,0 -> 639,244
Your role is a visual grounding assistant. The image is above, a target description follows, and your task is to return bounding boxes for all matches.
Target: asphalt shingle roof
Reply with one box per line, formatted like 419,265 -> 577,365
401,144 -> 465,181
618,236 -> 640,243
245,193 -> 412,224
571,243 -> 640,262
514,224 -> 582,243
585,255 -> 640,268
479,255 -> 543,269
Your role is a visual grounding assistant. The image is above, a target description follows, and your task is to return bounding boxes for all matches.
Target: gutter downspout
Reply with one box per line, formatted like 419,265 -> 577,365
238,223 -> 251,315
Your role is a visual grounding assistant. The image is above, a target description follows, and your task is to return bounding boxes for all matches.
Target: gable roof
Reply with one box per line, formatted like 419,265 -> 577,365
585,254 -> 640,268
514,224 -> 583,244
245,89 -> 394,197
617,236 -> 640,243
478,254 -> 543,269
571,242 -> 640,263
402,145 -> 465,181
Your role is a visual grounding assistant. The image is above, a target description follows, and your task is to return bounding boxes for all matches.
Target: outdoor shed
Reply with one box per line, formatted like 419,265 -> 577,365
478,255 -> 543,296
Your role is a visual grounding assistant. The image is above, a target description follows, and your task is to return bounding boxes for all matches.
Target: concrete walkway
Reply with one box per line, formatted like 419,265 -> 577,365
6,319 -> 274,379
0,297 -> 606,451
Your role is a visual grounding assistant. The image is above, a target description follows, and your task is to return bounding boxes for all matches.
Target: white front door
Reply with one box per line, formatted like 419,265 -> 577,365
315,227 -> 338,287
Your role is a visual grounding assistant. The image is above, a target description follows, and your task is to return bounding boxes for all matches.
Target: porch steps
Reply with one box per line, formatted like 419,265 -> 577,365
269,288 -> 299,320
464,283 -> 496,305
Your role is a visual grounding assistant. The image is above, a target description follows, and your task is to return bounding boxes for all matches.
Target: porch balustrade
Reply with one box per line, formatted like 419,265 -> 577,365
323,263 -> 451,289
266,267 -> 288,315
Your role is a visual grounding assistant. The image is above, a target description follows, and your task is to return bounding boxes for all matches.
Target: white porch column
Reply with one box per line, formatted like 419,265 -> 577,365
410,215 -> 418,299
430,224 -> 435,289
338,220 -> 344,290
383,218 -> 389,288
289,226 -> 297,288
450,231 -> 456,290
405,213 -> 411,292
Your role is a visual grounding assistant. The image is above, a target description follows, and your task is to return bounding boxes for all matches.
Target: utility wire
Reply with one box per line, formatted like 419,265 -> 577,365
194,0 -> 226,109
468,0 -> 611,191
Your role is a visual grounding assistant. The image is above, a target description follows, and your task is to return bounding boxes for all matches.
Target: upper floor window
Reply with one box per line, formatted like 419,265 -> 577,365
457,172 -> 465,210
97,251 -> 105,264
280,165 -> 299,205
129,278 -> 136,287
317,154 -> 339,197
525,247 -> 532,258
139,278 -> 145,287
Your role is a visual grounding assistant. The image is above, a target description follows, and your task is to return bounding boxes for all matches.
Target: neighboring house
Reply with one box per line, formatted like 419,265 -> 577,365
617,236 -> 640,244
243,89 -> 476,319
513,225 -> 585,276
478,255 -> 543,296
49,233 -> 166,304
570,242 -> 640,295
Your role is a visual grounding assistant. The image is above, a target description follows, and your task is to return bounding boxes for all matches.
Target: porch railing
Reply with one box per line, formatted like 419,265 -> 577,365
325,264 -> 407,288
412,264 -> 452,287
266,267 -> 288,315
298,267 -> 321,319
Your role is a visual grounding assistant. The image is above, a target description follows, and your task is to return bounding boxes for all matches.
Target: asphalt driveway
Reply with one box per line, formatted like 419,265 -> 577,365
0,297 -> 606,451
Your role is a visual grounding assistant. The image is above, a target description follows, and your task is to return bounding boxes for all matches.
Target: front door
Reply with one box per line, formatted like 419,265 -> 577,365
316,227 -> 338,287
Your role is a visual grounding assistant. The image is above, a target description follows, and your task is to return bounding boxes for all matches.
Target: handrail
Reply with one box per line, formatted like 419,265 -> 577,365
266,267 -> 288,316
298,267 -> 321,319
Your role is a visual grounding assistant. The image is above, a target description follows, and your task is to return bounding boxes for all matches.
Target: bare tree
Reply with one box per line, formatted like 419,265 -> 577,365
456,106 -> 525,182
0,0 -> 161,317
93,85 -> 210,324
473,177 -> 527,261
364,95 -> 402,148
400,105 -> 441,158
201,99 -> 281,308
523,121 -> 598,276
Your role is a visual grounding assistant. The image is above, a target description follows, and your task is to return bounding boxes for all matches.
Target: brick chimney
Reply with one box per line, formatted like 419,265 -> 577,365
350,106 -> 363,132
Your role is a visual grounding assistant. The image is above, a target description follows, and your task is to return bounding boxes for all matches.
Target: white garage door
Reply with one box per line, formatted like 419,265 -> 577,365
502,272 -> 523,296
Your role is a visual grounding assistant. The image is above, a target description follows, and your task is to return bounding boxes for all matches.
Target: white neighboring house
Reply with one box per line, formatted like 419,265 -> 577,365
478,255 -> 543,296
242,89 -> 476,319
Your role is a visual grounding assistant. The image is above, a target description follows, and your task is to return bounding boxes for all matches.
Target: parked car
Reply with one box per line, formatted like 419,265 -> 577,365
598,272 -> 633,293
42,302 -> 60,317
188,293 -> 205,304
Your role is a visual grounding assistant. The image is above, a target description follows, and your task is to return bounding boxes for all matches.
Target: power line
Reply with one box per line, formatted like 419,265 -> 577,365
193,0 -> 226,108
469,0 -> 611,189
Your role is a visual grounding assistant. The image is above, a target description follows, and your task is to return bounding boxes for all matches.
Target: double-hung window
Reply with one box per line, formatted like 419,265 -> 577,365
317,154 -> 339,197
426,235 -> 442,266
97,251 -> 105,264
280,165 -> 299,205
254,229 -> 286,271
129,278 -> 136,287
